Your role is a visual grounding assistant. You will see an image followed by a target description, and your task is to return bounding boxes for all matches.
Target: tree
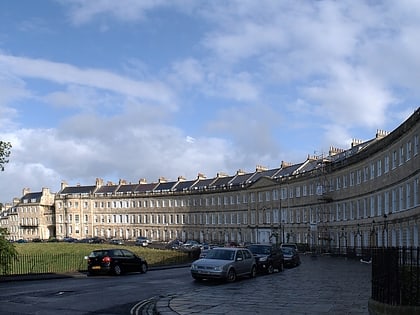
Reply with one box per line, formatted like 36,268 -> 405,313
0,228 -> 18,275
0,141 -> 12,171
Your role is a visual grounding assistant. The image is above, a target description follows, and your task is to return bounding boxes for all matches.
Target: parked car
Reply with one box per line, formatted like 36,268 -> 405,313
166,239 -> 183,250
191,247 -> 257,282
280,243 -> 298,251
63,237 -> 77,243
135,236 -> 151,246
247,244 -> 284,274
181,240 -> 201,250
89,236 -> 106,244
86,248 -> 148,276
109,238 -> 124,245
281,247 -> 301,268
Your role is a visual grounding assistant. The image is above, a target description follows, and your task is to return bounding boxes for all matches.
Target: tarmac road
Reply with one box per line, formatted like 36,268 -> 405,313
139,254 -> 372,315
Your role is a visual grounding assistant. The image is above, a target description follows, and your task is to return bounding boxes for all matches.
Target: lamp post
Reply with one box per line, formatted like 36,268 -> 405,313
281,220 -> 285,244
355,224 -> 362,256
370,220 -> 376,248
164,224 -> 168,242
339,228 -> 347,255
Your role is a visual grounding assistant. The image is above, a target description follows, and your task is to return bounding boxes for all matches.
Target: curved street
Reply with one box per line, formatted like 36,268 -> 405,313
0,254 -> 371,315
142,254 -> 371,315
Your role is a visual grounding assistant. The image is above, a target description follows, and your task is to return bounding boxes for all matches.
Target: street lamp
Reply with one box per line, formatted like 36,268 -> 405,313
355,224 -> 362,256
383,214 -> 389,247
281,220 -> 285,244
370,220 -> 376,249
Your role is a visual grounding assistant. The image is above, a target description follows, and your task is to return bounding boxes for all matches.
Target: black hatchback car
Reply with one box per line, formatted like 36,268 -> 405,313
86,248 -> 148,276
246,244 -> 284,274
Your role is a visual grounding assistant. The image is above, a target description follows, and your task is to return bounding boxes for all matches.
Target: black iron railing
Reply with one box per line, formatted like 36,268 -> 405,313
371,247 -> 420,306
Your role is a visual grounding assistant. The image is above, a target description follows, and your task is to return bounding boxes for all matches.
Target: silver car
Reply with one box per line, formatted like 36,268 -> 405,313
190,247 -> 257,282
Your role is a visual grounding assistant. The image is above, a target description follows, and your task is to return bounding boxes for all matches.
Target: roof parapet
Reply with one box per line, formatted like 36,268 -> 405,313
139,178 -> 147,184
197,173 -> 206,179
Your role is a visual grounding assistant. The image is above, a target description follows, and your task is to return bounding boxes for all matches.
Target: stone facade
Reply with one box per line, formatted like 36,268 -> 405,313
1,108 -> 419,249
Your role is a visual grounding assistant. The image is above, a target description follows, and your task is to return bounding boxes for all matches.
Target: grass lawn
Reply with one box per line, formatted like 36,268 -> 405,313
4,242 -> 191,275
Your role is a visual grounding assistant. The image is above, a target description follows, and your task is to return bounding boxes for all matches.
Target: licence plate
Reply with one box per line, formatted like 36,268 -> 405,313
92,266 -> 101,270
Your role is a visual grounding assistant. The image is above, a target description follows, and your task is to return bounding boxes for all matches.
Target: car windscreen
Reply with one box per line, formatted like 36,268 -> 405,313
205,249 -> 235,260
281,248 -> 294,255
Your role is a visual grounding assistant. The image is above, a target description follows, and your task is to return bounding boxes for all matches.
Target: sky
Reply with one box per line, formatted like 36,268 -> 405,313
0,0 -> 419,203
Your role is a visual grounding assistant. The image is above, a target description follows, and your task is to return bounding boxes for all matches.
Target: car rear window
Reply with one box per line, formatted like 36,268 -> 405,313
89,250 -> 109,257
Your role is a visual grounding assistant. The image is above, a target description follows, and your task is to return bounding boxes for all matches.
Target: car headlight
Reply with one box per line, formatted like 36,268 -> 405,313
213,266 -> 223,271
191,264 -> 198,270
259,256 -> 268,262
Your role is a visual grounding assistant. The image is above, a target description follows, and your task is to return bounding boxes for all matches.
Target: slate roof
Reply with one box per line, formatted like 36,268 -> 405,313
228,173 -> 254,187
247,168 -> 281,183
273,163 -> 304,178
116,184 -> 139,193
173,179 -> 197,192
21,192 -> 42,203
190,178 -> 216,190
95,185 -> 118,194
60,185 -> 96,195
134,183 -> 159,193
154,181 -> 177,192
210,175 -> 234,188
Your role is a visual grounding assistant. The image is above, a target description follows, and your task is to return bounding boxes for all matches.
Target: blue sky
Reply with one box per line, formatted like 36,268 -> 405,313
0,0 -> 419,203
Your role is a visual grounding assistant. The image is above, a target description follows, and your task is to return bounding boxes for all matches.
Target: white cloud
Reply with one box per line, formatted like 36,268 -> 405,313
170,58 -> 204,87
304,63 -> 394,128
62,0 -> 168,25
0,54 -> 175,105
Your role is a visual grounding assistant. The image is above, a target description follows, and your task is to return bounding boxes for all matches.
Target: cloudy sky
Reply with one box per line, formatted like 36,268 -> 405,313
0,0 -> 419,202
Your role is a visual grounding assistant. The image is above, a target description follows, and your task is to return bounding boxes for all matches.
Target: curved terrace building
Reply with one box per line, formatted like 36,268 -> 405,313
3,108 -> 419,251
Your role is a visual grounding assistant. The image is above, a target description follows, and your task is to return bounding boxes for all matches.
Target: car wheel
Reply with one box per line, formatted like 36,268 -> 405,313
250,265 -> 257,278
267,264 -> 274,274
140,263 -> 148,274
113,264 -> 122,276
226,269 -> 237,282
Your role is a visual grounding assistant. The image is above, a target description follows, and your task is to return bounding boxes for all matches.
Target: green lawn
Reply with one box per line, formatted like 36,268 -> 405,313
4,242 -> 191,275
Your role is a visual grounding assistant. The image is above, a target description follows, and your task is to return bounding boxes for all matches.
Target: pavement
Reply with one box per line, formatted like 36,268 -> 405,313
136,254 -> 372,315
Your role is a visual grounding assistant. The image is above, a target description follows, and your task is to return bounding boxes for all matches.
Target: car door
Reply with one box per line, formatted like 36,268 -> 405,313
112,249 -> 128,271
234,250 -> 246,275
242,249 -> 254,274
121,249 -> 137,272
